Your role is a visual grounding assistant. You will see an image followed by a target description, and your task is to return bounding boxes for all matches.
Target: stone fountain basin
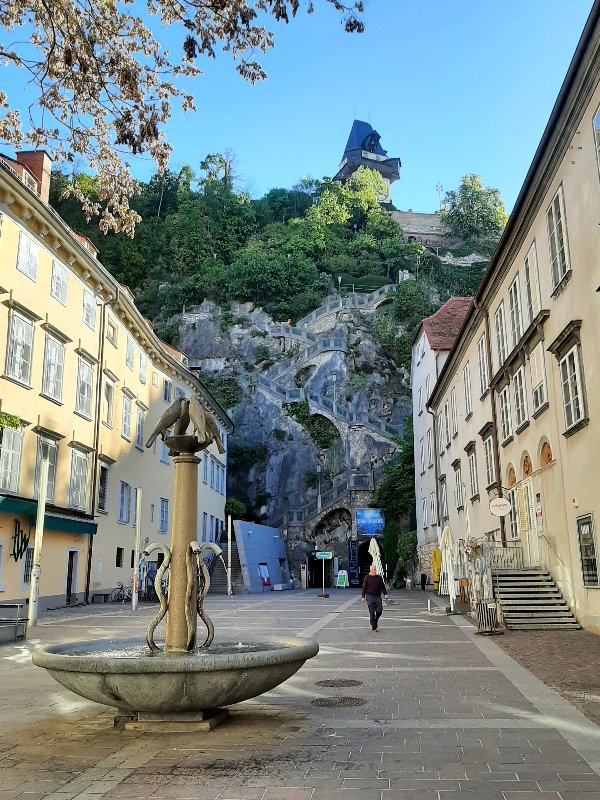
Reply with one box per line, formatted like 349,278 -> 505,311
32,636 -> 319,713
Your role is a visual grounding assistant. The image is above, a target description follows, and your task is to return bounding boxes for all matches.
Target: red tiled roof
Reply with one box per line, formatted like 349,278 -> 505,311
422,296 -> 472,351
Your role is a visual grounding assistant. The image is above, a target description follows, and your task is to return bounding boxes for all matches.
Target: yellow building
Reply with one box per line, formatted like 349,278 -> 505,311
424,3 -> 600,630
0,151 -> 232,610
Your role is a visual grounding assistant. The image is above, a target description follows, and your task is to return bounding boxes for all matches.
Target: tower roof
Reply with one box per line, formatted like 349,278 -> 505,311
342,120 -> 387,158
422,297 -> 473,351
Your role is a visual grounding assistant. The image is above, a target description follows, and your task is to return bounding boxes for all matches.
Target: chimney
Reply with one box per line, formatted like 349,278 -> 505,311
15,150 -> 53,204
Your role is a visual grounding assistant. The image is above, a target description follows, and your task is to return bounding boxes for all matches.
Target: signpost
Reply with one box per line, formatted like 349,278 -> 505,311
315,550 -> 332,598
489,497 -> 512,517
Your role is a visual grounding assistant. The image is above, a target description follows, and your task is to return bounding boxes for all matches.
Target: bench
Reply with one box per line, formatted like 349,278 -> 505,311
0,603 -> 27,643
92,592 -> 111,604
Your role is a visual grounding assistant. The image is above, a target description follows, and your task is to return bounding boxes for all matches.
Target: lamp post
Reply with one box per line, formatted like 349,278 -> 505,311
316,465 -> 322,511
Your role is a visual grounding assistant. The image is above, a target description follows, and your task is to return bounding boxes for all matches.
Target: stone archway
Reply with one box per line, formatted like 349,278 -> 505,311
357,538 -> 385,585
307,507 -> 352,588
372,296 -> 394,311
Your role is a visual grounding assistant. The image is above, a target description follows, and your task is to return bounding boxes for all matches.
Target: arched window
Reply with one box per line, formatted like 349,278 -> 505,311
541,441 -> 553,466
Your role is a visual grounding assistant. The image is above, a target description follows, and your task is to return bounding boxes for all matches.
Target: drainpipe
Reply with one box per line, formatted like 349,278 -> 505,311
480,301 -> 506,546
85,296 -> 108,603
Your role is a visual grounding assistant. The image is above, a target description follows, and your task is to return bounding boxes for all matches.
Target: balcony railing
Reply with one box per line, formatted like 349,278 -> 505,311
487,543 -> 524,571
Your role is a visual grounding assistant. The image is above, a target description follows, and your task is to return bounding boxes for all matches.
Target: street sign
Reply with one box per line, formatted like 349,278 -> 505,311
315,551 -> 333,560
489,497 -> 512,517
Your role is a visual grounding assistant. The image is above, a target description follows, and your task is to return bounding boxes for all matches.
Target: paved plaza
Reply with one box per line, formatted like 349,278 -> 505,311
2,589 -> 600,800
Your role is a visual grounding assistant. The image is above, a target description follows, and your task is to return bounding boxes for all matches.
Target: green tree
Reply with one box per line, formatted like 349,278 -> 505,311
440,174 -> 508,240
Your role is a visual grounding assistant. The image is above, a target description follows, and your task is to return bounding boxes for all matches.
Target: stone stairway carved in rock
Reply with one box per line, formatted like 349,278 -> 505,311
494,569 -> 580,630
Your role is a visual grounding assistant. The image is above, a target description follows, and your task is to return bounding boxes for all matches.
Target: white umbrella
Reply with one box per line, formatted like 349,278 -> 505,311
368,536 -> 388,592
439,525 -> 457,611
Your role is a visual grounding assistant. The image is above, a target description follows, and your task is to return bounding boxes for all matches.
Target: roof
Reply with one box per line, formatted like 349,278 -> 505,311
422,297 -> 473,351
342,120 -> 387,158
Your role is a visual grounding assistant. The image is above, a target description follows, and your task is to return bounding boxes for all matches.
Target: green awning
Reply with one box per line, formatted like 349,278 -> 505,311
0,496 -> 97,535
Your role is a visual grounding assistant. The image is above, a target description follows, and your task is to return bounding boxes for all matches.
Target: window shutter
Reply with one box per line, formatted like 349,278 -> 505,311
516,486 -> 528,533
530,342 -> 544,391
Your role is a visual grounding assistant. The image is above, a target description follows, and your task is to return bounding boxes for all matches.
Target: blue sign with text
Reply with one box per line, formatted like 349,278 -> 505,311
356,508 -> 385,537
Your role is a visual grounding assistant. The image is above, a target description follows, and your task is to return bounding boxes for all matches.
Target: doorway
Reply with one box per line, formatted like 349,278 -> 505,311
307,556 -> 333,589
519,478 -> 540,567
357,538 -> 385,584
66,549 -> 79,605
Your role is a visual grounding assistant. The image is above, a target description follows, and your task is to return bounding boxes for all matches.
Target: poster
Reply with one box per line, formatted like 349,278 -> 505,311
356,508 -> 385,537
348,539 -> 360,587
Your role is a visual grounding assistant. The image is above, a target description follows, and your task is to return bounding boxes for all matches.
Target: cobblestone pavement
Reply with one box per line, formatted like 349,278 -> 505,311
1,589 -> 600,799
494,628 -> 600,728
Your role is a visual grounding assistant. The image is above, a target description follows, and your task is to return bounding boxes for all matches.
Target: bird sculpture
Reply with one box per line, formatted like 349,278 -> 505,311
145,396 -> 189,449
145,392 -> 225,454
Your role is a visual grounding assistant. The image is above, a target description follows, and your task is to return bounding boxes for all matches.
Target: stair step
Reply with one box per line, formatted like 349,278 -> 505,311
500,601 -> 569,608
508,623 -> 582,630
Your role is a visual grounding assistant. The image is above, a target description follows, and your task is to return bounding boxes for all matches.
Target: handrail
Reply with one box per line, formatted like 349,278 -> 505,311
538,533 -> 577,603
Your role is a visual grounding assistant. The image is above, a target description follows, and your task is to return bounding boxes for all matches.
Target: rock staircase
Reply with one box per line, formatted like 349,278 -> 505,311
209,537 -> 245,594
494,569 -> 580,630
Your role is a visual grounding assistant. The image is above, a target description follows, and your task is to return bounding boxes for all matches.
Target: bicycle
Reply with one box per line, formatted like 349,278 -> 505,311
110,581 -> 133,603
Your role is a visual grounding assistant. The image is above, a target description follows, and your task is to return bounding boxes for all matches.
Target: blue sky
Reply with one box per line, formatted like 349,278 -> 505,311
2,1 -> 594,213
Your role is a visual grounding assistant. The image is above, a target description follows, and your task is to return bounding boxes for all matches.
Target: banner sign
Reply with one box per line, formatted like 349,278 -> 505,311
348,539 -> 360,587
356,508 -> 385,537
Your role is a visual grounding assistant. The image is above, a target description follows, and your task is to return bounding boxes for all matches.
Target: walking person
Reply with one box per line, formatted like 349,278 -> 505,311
361,564 -> 389,631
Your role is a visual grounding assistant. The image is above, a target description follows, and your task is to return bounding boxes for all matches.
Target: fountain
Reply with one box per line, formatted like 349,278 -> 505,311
32,393 -> 318,731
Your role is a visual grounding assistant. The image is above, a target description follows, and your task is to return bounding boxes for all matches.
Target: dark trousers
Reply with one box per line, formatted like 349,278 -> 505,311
366,595 -> 383,630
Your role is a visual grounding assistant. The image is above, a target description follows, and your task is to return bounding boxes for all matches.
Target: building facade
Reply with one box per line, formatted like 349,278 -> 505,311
411,298 -> 472,574
0,152 -> 232,609
426,2 -> 600,631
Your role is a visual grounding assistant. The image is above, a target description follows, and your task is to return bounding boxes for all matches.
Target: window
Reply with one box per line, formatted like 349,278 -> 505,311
50,260 -> 68,305
126,336 -> 135,370
24,547 -> 34,583
577,514 -> 598,587
508,275 -> 523,349
76,357 -> 93,418
69,450 -> 88,510
210,459 -> 216,489
524,242 -> 541,324
107,317 -> 118,345
546,186 -> 570,288
150,503 -> 155,522
6,311 -> 34,384
494,301 -> 507,367
440,479 -> 448,519
159,498 -> 169,533
0,426 -> 23,494
477,334 -> 488,396
425,375 -> 430,402
152,370 -> 159,387
468,450 -> 478,499
507,488 -> 518,540
202,452 -> 208,483
483,437 -> 495,487
16,231 -> 38,280
210,515 -> 215,542
135,407 -> 145,450
163,379 -> 172,403
132,488 -> 138,527
139,353 -> 147,385
560,346 -> 585,430
499,386 -> 513,443
98,464 -> 109,512
82,289 -> 96,330
160,431 -> 171,464
426,429 -> 432,467
202,512 -> 208,542
429,493 -> 437,526
418,387 -> 423,414
35,438 -> 58,501
121,395 -> 132,440
118,481 -> 131,523
530,342 -> 547,413
513,367 -> 528,429
42,335 -> 65,401
454,466 -> 463,509
463,362 -> 472,417
443,402 -> 450,447
116,547 -> 124,568
422,497 -> 428,528
450,388 -> 457,437
595,104 -> 600,172
437,420 -> 445,458
419,438 -> 425,473
103,378 -> 115,427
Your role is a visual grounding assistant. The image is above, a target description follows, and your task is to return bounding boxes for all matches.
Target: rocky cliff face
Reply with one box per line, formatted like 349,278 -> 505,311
178,298 -> 409,541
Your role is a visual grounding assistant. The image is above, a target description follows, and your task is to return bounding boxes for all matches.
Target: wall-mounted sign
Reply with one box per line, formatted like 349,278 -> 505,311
315,551 -> 333,560
489,497 -> 512,517
356,508 -> 385,537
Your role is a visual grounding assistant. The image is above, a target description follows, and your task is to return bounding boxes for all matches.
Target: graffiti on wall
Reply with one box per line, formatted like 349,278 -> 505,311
11,519 -> 30,562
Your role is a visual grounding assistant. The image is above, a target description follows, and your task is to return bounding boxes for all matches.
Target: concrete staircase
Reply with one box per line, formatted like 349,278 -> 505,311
494,569 -> 580,630
209,538 -> 245,594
